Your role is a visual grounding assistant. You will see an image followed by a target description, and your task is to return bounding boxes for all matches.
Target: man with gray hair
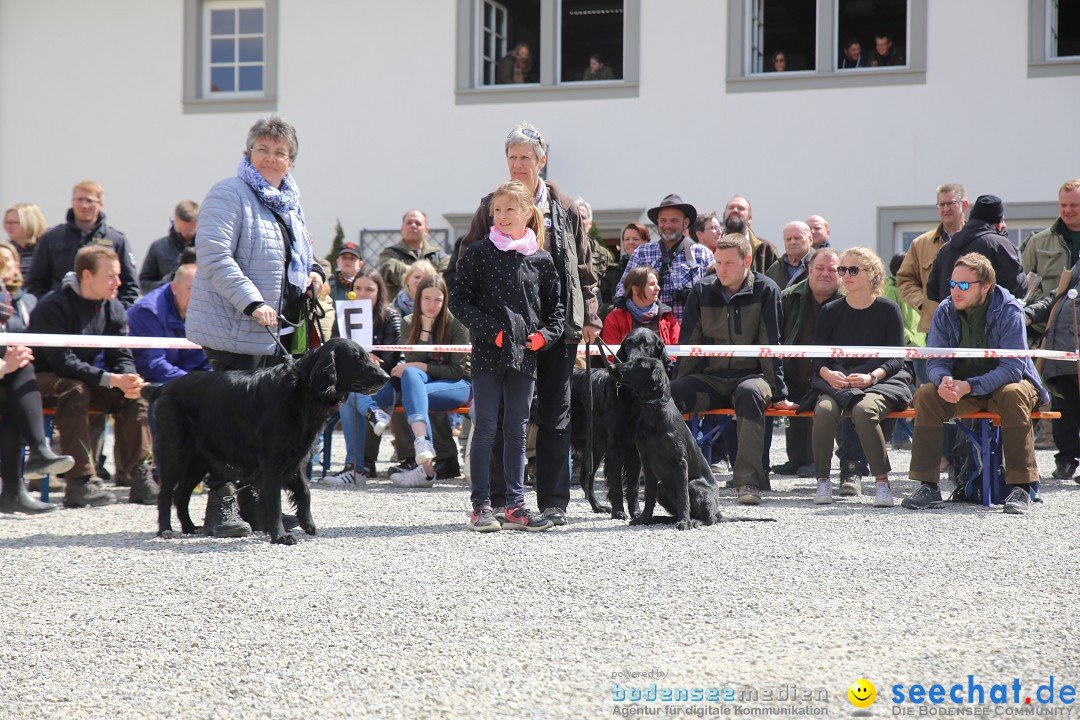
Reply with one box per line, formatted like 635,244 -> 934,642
765,221 -> 816,289
139,200 -> 199,293
574,197 -> 613,296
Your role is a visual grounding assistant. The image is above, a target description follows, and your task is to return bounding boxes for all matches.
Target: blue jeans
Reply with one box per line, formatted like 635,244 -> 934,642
470,368 -> 534,507
339,383 -> 395,466
396,367 -> 471,437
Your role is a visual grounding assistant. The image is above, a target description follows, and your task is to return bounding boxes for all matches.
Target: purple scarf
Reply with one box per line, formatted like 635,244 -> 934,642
489,226 -> 538,256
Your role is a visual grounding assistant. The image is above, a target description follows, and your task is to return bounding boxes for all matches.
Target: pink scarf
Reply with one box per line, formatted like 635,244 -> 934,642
489,226 -> 538,256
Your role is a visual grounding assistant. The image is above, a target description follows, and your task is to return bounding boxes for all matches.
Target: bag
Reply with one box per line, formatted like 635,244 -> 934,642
948,421 -> 1007,505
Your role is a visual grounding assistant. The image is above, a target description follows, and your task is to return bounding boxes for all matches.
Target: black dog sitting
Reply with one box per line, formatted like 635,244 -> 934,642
570,328 -> 673,519
147,338 -> 389,545
609,356 -> 775,529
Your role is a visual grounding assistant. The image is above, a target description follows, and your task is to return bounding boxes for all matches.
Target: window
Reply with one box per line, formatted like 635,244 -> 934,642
456,0 -> 640,104
183,0 -> 279,113
727,0 -> 927,91
1029,0 -> 1080,77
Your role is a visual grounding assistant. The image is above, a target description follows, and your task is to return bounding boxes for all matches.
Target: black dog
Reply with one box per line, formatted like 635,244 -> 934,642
570,328 -> 673,519
147,338 -> 389,545
609,357 -> 774,529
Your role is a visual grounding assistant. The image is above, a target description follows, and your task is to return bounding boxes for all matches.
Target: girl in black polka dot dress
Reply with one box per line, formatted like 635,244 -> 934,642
449,181 -> 565,532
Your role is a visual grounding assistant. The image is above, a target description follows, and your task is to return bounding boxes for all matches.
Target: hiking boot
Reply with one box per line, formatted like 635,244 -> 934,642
22,441 -> 75,480
390,464 -> 435,488
370,408 -> 391,436
127,464 -> 160,505
838,462 -> 864,496
873,481 -> 894,508
796,464 -> 816,478
27,475 -> 66,494
901,482 -> 944,510
502,504 -> 554,531
413,436 -> 436,465
770,460 -> 802,475
1052,458 -> 1078,480
737,484 -> 762,505
541,507 -> 567,526
63,476 -> 116,508
321,464 -> 364,486
203,483 -> 252,538
1003,487 -> 1032,515
468,505 -> 501,532
814,479 -> 833,505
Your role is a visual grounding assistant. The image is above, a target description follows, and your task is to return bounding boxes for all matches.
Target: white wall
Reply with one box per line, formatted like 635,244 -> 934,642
1,0 -> 1076,267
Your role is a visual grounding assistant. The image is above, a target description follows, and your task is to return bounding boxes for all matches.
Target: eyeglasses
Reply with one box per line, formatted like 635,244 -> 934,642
836,266 -> 864,276
936,200 -> 961,209
250,146 -> 291,161
948,280 -> 973,290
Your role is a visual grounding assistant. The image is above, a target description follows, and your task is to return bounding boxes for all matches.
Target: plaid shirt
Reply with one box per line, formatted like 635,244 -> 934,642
615,239 -> 714,322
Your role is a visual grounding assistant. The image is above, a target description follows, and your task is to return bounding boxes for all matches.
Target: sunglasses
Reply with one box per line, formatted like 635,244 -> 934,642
948,280 -> 973,290
836,266 -> 864,276
510,127 -> 543,144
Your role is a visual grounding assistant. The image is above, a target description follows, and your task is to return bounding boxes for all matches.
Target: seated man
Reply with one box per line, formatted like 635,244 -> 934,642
901,253 -> 1049,514
29,245 -> 155,508
671,233 -> 794,505
127,249 -> 211,383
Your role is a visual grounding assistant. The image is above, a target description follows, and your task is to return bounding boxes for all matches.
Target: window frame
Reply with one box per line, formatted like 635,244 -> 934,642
1028,0 -> 1080,78
455,0 -> 640,104
726,0 -> 928,93
183,0 -> 279,114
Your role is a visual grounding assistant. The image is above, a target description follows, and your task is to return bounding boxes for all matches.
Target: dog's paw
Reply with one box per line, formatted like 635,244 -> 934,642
628,515 -> 650,526
610,509 -> 627,520
157,529 -> 181,540
675,519 -> 701,531
181,524 -> 198,535
302,522 -> 317,536
591,503 -> 612,515
271,533 -> 298,546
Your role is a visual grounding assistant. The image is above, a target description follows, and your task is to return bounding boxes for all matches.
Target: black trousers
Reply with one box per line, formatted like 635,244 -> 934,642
1051,375 -> 1080,463
0,364 -> 48,486
490,336 -> 576,511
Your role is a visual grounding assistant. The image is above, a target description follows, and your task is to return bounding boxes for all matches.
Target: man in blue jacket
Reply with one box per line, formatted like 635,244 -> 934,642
127,250 -> 210,382
901,253 -> 1049,514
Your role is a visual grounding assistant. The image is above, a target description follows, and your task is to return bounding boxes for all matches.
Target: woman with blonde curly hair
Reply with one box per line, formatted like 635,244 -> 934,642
3,203 -> 48,278
805,247 -> 912,508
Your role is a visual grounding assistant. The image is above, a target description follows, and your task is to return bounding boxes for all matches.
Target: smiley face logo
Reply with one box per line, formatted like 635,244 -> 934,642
848,678 -> 876,708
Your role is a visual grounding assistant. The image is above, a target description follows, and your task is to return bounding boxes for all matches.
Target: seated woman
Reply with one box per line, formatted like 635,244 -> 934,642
805,247 -> 911,508
0,243 -> 35,332
600,222 -> 649,311
385,275 -> 471,488
323,267 -> 401,485
393,259 -> 438,318
0,344 -> 75,514
601,266 -> 680,346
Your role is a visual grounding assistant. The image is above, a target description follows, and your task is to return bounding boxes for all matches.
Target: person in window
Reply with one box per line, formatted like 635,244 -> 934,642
770,50 -> 787,72
839,38 -> 866,68
583,52 -> 614,80
868,33 -> 905,66
496,43 -> 536,84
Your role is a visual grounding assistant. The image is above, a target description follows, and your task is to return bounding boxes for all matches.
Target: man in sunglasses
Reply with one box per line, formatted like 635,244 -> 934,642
901,253 -> 1048,514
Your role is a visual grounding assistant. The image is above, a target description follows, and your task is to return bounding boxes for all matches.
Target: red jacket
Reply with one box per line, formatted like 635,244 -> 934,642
601,299 -> 680,346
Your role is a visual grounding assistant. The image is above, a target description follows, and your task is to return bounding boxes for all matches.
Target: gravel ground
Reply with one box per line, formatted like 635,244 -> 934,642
2,423 -> 1078,720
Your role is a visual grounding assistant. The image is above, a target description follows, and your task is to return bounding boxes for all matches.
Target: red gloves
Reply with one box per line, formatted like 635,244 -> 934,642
494,330 -> 545,350
494,330 -> 504,347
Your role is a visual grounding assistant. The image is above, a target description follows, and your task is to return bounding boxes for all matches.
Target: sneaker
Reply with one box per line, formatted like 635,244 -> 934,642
468,505 -> 501,532
837,462 -> 864,496
541,507 -> 567,526
390,464 -> 435,488
900,482 -> 944,510
370,408 -> 391,436
202,483 -> 252,537
493,506 -> 507,524
128,464 -> 160,505
737,484 -> 762,505
62,476 -> 116,508
413,436 -> 436,465
814,479 -> 833,505
873,481 -> 894,508
321,464 -> 363,486
1052,459 -> 1078,480
1003,487 -> 1032,515
502,504 -> 554,531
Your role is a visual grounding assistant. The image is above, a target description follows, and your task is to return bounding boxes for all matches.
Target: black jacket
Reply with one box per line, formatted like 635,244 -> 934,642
139,227 -> 192,293
927,220 -> 1028,303
27,272 -> 136,385
27,209 -> 140,308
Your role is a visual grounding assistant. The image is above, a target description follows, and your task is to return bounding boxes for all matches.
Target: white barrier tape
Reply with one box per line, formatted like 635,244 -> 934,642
4,333 -> 1077,362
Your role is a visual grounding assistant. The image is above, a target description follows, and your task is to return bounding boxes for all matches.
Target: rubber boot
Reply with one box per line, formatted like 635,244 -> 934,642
0,475 -> 58,514
23,440 -> 75,480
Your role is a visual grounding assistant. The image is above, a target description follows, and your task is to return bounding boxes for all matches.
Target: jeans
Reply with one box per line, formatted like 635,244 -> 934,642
339,384 -> 395,466
470,368 -> 535,507
396,367 -> 472,436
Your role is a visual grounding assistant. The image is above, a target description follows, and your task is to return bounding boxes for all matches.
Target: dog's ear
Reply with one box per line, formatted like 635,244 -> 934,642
300,346 -> 339,402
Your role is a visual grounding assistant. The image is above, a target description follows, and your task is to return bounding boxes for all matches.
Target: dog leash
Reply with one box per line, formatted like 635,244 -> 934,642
264,317 -> 298,366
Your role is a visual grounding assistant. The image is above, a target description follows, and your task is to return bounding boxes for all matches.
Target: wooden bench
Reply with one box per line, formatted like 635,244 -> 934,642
687,409 -> 1061,507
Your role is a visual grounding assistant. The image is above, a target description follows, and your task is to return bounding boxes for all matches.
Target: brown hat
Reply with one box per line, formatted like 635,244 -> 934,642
337,242 -> 361,259
647,194 -> 697,226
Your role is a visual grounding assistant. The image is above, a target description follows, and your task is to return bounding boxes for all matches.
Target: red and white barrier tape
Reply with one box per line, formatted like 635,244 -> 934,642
3,334 -> 1076,362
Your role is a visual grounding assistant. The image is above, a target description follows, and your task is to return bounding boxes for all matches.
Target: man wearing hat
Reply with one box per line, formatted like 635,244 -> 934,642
615,193 -> 714,322
926,194 -> 1028,305
378,210 -> 449,301
328,241 -> 364,306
